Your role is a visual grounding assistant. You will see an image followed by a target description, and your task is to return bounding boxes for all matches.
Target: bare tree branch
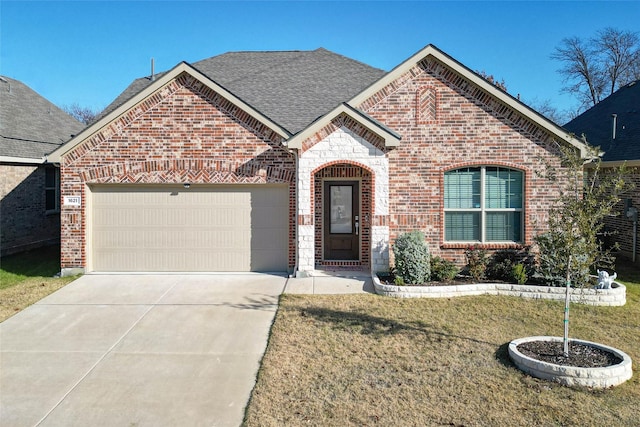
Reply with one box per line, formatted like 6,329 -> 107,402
62,103 -> 100,125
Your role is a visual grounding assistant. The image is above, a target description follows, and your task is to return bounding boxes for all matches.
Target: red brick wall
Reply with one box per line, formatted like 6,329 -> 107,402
357,58 -> 566,265
60,73 -> 295,270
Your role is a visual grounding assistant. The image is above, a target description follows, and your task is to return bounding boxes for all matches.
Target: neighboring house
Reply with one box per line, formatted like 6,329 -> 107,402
564,80 -> 640,262
0,76 -> 83,256
48,45 -> 587,276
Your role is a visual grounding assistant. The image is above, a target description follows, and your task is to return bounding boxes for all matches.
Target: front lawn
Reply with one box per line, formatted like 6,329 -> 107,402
244,262 -> 640,426
0,245 -> 77,322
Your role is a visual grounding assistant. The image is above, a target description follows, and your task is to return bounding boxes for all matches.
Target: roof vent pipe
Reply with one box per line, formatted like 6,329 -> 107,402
612,114 -> 617,140
151,58 -> 155,81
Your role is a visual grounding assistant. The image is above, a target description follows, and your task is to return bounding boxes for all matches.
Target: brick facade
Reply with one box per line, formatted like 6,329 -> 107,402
60,72 -> 295,271
354,58 -> 564,266
1,164 -> 60,256
58,49 -> 578,274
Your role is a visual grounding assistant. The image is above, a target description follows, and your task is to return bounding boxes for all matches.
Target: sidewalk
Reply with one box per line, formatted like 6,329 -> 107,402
284,270 -> 375,294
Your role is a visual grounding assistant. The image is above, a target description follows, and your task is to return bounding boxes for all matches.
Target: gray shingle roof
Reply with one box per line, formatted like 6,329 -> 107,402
564,80 -> 640,162
99,48 -> 386,134
0,76 -> 84,160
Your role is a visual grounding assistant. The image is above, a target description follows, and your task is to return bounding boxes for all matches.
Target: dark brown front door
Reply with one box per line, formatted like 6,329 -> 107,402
324,181 -> 359,260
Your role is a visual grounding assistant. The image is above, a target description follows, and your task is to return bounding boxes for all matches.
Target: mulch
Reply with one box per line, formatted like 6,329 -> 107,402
517,340 -> 622,368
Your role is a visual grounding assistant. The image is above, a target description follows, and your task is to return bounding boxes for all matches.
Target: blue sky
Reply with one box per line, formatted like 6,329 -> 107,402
1,1 -> 639,120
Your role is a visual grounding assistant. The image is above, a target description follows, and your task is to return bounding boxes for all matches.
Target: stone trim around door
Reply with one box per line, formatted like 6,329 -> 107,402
297,126 -> 390,274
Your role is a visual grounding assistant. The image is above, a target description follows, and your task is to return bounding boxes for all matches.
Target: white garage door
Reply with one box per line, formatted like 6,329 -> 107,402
89,184 -> 289,272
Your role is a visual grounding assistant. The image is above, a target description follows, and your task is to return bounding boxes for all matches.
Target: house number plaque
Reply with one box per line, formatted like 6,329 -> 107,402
64,196 -> 81,207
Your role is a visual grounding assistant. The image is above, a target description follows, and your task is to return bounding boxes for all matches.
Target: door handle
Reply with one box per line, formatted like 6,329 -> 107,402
355,216 -> 359,236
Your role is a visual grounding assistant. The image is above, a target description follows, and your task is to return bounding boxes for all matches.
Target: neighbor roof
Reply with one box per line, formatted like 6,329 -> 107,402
0,76 -> 84,162
99,48 -> 386,134
564,80 -> 640,162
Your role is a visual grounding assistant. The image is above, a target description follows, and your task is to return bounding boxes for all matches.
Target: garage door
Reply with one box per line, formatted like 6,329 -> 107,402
89,184 -> 289,272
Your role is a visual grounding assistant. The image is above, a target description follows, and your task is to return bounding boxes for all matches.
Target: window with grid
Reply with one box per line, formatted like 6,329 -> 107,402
444,166 -> 523,242
45,167 -> 59,213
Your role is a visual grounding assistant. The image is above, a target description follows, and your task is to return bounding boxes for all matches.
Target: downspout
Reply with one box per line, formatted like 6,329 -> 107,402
290,147 -> 300,277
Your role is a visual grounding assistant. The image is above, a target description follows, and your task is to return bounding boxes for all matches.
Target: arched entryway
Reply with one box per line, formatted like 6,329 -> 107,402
313,163 -> 373,269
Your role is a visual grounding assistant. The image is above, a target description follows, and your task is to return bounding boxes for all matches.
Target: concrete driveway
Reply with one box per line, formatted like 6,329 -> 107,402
0,273 -> 287,427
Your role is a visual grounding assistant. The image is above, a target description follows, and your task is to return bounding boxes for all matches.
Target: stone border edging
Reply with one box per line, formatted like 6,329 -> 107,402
508,336 -> 633,388
372,276 -> 626,306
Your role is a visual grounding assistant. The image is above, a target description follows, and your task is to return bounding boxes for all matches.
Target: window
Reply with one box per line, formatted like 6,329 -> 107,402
444,166 -> 523,242
45,167 -> 59,212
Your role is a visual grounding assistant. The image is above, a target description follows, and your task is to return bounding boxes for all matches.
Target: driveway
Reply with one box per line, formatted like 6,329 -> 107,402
0,273 -> 287,427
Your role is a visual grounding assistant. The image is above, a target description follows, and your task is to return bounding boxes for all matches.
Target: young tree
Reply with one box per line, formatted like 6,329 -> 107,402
551,28 -> 640,112
534,141 -> 631,356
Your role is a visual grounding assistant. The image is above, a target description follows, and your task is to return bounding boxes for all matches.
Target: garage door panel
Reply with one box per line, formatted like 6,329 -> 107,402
90,185 -> 288,272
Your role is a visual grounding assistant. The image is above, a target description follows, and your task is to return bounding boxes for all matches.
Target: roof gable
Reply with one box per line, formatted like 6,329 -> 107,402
0,76 -> 83,162
48,62 -> 291,163
349,44 -> 588,157
564,80 -> 640,162
287,103 -> 401,150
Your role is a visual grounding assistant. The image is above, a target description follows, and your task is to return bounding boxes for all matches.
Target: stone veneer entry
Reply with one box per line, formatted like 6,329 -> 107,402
372,277 -> 627,306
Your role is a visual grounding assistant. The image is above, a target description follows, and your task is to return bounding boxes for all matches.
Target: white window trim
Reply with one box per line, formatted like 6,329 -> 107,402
444,166 -> 523,243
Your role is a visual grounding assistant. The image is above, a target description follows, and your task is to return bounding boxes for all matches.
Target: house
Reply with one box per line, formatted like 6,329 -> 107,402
564,80 -> 640,262
48,45 -> 587,276
0,76 -> 83,256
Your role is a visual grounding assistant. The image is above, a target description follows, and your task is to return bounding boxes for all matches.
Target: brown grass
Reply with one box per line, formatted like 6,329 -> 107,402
0,276 -> 76,322
245,274 -> 640,426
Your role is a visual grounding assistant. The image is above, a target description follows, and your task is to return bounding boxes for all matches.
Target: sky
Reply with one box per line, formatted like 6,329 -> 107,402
1,0 -> 639,121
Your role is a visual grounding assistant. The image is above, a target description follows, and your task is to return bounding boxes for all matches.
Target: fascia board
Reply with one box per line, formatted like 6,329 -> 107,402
47,62 -> 291,163
349,44 -> 589,157
287,103 -> 401,150
585,159 -> 640,169
0,155 -> 45,165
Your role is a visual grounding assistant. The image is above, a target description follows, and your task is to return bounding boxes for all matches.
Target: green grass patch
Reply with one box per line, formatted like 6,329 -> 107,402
0,245 -> 77,321
0,245 -> 63,289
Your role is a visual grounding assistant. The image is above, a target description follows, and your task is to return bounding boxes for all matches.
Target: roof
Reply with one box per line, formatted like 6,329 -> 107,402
564,80 -> 640,163
99,48 -> 386,134
0,76 -> 84,163
52,45 -> 589,162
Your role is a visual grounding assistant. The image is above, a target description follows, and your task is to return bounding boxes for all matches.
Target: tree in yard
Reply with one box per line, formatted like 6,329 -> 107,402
534,141 -> 632,356
62,103 -> 100,125
551,27 -> 640,112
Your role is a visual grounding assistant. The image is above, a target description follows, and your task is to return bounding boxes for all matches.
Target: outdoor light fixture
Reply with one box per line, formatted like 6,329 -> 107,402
183,183 -> 191,189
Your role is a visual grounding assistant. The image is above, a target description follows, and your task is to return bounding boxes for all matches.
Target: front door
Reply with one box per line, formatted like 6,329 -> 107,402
324,181 -> 359,260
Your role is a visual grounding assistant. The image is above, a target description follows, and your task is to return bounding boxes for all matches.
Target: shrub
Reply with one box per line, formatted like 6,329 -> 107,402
487,250 -> 518,281
512,263 -> 528,285
431,256 -> 459,281
464,246 -> 488,281
393,231 -> 430,284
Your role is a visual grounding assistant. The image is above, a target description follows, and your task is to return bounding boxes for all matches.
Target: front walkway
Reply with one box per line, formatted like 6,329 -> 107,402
284,270 -> 374,294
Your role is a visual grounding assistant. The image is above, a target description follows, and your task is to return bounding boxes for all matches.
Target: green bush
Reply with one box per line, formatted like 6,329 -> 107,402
486,250 -> 517,281
393,231 -> 430,285
431,256 -> 459,281
512,263 -> 528,285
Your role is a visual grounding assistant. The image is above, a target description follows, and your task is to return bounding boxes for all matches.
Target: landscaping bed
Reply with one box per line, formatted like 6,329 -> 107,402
373,274 -> 626,306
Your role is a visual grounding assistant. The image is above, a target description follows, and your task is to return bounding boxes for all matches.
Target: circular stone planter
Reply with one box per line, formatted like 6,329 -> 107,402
508,336 -> 633,388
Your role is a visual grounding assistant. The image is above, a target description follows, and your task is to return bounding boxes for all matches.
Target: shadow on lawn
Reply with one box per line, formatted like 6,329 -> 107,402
0,244 -> 61,277
293,304 -> 498,347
